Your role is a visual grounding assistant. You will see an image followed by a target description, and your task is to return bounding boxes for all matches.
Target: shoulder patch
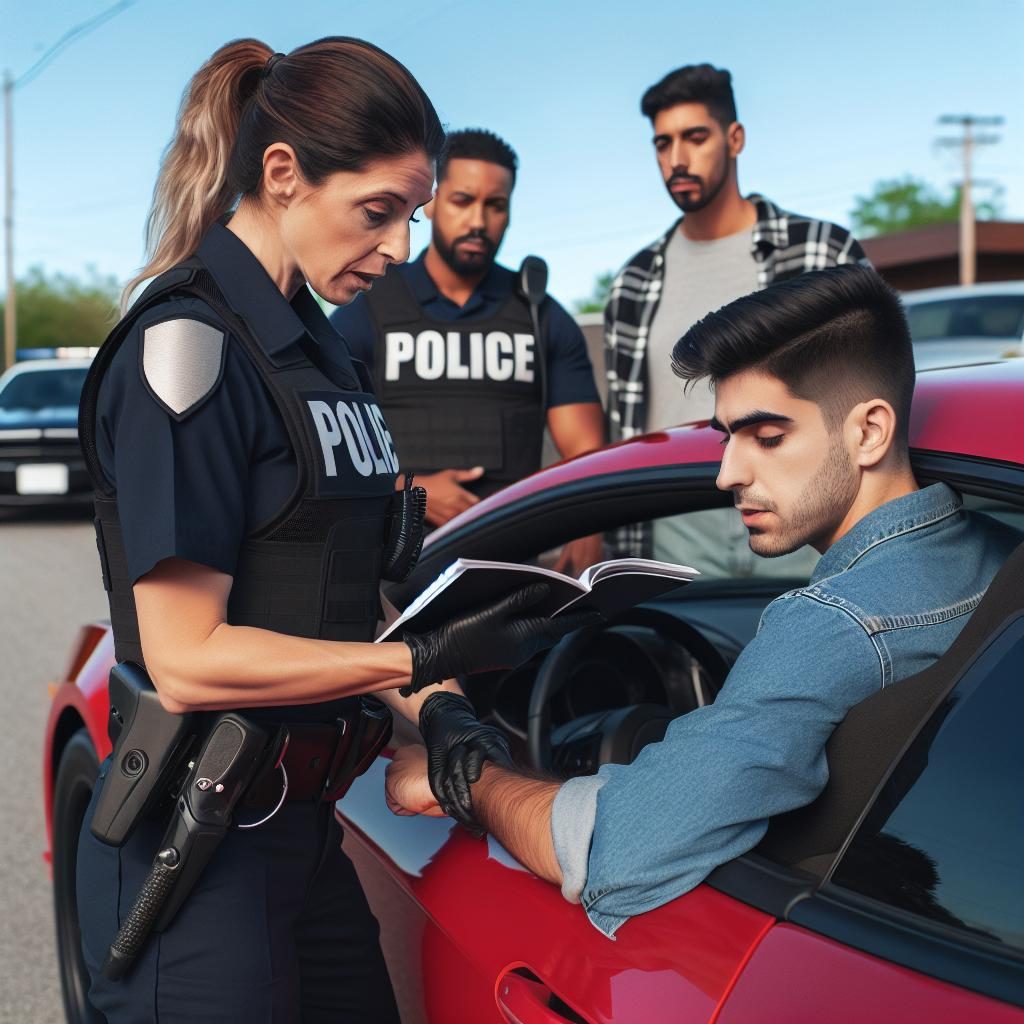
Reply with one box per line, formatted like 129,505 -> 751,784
141,317 -> 226,419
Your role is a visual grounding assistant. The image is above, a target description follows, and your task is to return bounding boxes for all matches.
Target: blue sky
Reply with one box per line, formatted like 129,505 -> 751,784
4,0 -> 1023,311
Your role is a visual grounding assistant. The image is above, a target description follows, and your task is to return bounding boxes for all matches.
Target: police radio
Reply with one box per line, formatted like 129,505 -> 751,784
519,256 -> 549,412
382,472 -> 427,583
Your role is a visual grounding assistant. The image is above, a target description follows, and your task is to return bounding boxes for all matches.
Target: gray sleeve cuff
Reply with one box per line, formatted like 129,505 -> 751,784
550,775 -> 607,904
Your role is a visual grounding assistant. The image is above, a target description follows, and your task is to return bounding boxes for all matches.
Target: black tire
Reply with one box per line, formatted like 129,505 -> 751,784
52,729 -> 106,1024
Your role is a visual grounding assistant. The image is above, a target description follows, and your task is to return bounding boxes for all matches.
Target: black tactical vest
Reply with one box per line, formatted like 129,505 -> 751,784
365,267 -> 545,498
79,259 -> 399,670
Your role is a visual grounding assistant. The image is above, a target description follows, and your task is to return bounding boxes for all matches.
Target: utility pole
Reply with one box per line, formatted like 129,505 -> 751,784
936,115 -> 1003,286
3,70 -> 14,371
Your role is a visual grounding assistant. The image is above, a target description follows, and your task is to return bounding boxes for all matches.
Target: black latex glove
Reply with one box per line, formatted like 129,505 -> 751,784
419,691 -> 513,834
402,582 -> 602,697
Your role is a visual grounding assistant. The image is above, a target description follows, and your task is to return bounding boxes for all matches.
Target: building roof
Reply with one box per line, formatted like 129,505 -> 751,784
863,221 -> 1024,269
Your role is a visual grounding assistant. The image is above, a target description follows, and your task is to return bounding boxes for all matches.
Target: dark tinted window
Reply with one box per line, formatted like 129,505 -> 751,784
0,367 -> 88,411
906,296 -> 1024,342
962,494 -> 1024,535
832,620 -> 1024,950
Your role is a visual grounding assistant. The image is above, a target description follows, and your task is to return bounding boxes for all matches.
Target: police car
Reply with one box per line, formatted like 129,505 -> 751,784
46,358 -> 1024,1023
0,358 -> 93,507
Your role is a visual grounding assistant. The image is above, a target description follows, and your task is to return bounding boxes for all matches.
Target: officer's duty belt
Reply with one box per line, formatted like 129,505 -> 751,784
243,717 -> 359,807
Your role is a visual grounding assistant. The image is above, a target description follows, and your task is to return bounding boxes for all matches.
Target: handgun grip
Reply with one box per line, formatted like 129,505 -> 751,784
101,849 -> 179,981
90,662 -> 198,847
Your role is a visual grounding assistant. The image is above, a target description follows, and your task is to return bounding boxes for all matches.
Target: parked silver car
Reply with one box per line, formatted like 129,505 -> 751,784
902,281 -> 1024,370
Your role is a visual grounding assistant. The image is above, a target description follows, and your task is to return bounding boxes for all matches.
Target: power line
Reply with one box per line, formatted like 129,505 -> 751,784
15,0 -> 140,90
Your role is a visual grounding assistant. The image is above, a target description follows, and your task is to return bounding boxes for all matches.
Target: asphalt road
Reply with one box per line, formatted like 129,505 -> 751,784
0,507 -> 109,1024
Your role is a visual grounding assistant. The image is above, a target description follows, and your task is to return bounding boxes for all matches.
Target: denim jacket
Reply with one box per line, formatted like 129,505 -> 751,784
551,483 -> 1020,938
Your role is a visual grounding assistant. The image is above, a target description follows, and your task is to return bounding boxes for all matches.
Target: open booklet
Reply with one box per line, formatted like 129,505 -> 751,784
376,557 -> 700,642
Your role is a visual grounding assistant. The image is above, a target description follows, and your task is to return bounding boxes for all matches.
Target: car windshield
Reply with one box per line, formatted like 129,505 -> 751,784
906,296 -> 1024,342
0,367 -> 89,411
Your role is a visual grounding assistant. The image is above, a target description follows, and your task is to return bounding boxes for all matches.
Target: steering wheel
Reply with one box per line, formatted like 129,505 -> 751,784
526,607 -> 731,773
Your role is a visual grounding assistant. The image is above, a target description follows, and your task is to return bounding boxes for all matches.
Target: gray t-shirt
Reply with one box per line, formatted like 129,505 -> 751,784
646,226 -> 759,430
647,226 -> 819,579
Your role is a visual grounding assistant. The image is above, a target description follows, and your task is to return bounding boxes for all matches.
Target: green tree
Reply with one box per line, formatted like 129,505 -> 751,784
850,176 -> 1003,237
1,265 -> 120,354
574,270 -> 615,314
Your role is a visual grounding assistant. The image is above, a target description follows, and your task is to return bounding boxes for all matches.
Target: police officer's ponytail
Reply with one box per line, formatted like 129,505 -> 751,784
125,36 -> 445,308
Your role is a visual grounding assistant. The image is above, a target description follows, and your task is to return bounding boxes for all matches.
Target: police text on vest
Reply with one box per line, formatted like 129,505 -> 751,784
384,330 -> 536,383
307,400 -> 399,477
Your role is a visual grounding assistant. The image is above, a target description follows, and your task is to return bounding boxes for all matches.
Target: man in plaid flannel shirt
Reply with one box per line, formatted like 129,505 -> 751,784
606,64 -> 869,560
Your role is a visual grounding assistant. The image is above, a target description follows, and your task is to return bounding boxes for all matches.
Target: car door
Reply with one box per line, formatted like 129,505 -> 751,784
342,449 -> 1024,1023
340,458 -> 775,1024
340,758 -> 775,1024
716,613 -> 1024,1022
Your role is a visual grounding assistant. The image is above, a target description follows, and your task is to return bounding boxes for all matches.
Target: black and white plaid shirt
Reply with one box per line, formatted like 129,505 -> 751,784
604,193 -> 869,556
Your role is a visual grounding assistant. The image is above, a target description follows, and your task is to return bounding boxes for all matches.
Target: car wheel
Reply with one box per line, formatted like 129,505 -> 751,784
52,729 -> 104,1024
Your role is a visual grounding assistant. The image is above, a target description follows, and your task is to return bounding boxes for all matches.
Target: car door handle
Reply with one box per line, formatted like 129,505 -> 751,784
496,966 -> 588,1024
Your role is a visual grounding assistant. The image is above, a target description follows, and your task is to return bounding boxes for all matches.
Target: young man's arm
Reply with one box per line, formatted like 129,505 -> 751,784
472,765 -> 563,884
387,594 -> 882,938
384,745 -> 563,882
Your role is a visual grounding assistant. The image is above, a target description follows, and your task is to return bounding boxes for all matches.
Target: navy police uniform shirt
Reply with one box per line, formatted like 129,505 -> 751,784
329,251 -> 600,409
96,223 -> 367,585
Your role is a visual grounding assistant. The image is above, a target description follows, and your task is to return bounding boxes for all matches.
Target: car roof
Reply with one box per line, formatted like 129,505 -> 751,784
0,358 -> 93,383
902,281 -> 1024,304
429,360 -> 1024,542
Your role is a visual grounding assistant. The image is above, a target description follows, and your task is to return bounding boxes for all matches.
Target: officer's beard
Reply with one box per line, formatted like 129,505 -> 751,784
433,228 -> 498,278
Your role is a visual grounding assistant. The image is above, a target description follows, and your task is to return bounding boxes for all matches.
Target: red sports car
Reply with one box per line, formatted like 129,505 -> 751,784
46,359 -> 1024,1023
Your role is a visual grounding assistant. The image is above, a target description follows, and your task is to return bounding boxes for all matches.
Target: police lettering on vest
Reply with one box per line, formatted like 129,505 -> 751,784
383,330 -> 535,384
365,266 -> 545,495
306,397 -> 399,478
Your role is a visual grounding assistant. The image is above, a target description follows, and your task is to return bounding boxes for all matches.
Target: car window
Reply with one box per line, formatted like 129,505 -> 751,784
537,505 -> 817,583
906,296 -> 1024,342
961,493 -> 1024,535
539,507 -> 817,582
648,507 -> 818,581
598,496 -> 1023,583
0,367 -> 89,411
829,617 -> 1024,951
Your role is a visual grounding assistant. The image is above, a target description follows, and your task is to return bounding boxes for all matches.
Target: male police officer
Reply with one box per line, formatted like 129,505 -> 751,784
331,129 -> 604,572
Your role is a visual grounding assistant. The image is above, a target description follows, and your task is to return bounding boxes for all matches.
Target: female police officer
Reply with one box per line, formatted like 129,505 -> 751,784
75,37 -> 586,1023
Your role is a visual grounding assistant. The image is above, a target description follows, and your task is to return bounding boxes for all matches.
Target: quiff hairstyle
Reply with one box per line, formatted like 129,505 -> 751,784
641,63 -> 737,127
671,264 -> 916,445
